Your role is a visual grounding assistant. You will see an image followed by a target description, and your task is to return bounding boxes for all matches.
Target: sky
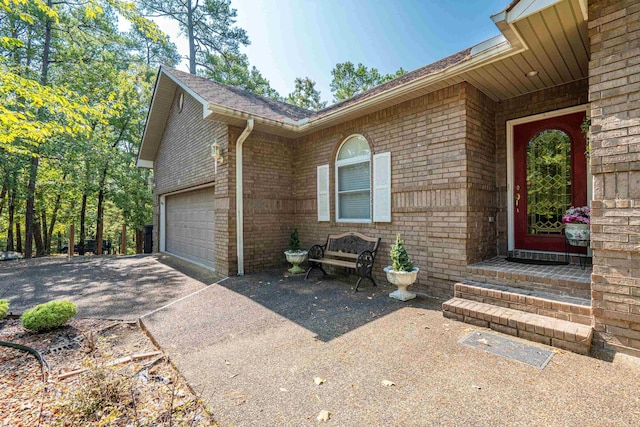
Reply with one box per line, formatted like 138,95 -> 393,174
157,0 -> 509,104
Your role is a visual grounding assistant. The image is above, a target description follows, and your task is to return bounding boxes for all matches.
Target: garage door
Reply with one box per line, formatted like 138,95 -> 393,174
165,187 -> 215,269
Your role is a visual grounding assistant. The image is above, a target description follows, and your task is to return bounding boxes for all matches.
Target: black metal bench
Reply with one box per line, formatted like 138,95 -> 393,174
305,232 -> 381,292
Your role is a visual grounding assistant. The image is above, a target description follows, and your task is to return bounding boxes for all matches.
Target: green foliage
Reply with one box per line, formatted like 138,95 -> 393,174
20,300 -> 77,332
0,0 -> 169,255
140,0 -> 249,74
330,62 -> 408,102
390,234 -> 413,272
0,68 -> 96,156
203,53 -> 281,99
0,299 -> 9,319
288,228 -> 301,251
285,77 -> 327,111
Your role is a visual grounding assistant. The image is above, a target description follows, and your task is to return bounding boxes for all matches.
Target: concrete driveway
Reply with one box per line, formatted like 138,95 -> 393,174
141,269 -> 640,427
0,254 -> 210,320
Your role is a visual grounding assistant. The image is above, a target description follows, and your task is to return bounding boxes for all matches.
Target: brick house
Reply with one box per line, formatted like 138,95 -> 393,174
138,0 -> 640,357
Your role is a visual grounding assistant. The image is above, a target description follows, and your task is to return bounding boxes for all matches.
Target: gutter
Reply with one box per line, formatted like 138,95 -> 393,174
204,38 -> 516,136
236,118 -> 254,276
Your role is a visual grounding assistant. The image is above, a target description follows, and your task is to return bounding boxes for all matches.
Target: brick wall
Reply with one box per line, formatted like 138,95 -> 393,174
588,0 -> 640,356
292,83 -> 494,298
465,84 -> 497,264
495,80 -> 589,255
153,89 -> 231,278
238,128 -> 296,272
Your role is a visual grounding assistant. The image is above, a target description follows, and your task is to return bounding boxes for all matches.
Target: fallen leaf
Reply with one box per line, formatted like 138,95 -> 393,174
478,339 -> 490,346
224,360 -> 231,365
381,380 -> 395,387
313,377 -> 326,385
317,410 -> 330,422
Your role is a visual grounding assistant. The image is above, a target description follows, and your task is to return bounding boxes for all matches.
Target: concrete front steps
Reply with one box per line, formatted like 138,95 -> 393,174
443,281 -> 593,355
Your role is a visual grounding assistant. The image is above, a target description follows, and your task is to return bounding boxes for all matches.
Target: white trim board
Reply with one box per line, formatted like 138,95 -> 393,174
505,104 -> 590,251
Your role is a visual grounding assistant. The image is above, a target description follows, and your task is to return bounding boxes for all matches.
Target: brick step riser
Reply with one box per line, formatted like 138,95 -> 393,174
455,285 -> 592,326
442,298 -> 593,355
443,308 -> 590,355
509,250 -> 590,266
468,273 -> 591,300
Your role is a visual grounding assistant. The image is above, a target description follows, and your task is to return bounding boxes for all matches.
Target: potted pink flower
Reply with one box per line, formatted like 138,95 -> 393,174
562,206 -> 590,246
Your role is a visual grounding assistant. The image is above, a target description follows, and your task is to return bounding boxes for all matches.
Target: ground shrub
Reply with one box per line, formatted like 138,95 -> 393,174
21,300 -> 77,332
0,299 -> 8,319
59,362 -> 134,425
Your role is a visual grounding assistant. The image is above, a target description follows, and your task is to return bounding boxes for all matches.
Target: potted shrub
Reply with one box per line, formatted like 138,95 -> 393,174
384,234 -> 419,301
563,206 -> 590,247
284,229 -> 307,274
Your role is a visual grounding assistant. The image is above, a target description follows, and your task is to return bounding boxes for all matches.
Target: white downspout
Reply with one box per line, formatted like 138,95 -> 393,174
236,118 -> 254,276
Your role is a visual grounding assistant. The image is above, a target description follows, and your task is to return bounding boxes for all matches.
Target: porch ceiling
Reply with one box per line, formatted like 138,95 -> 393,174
465,0 -> 589,101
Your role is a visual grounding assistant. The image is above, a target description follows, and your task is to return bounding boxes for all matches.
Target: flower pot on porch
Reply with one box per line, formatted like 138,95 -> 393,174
284,250 -> 308,274
384,266 -> 419,301
564,223 -> 590,247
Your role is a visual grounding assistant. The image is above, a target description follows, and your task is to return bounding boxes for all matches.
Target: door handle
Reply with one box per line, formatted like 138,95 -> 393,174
515,193 -> 520,207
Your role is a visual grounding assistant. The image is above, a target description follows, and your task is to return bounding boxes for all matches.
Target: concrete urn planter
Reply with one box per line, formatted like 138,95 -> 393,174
284,250 -> 308,274
384,266 -> 419,301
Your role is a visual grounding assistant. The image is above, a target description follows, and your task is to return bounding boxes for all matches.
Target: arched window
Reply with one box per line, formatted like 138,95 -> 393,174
336,135 -> 371,221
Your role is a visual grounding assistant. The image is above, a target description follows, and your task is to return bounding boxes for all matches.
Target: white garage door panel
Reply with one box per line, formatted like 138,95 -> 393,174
165,187 -> 215,269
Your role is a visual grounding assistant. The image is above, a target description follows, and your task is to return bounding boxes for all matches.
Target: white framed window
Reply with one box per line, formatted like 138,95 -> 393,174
335,135 -> 372,222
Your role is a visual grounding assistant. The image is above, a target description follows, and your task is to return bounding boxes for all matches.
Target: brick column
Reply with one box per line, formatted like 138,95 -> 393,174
589,0 -> 640,356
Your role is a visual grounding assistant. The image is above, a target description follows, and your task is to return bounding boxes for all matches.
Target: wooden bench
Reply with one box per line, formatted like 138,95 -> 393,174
305,232 -> 381,292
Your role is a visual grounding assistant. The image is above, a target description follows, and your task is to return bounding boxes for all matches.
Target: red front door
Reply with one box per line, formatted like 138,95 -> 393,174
513,112 -> 587,252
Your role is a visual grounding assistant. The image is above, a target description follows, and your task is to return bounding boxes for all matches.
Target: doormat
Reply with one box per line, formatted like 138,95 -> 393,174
459,331 -> 554,369
506,257 -> 568,266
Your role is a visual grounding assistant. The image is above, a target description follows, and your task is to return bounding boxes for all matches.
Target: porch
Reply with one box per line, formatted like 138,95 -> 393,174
443,256 -> 593,355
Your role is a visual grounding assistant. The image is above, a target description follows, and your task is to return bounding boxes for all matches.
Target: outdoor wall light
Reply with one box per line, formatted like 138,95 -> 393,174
211,140 -> 223,174
211,141 -> 223,163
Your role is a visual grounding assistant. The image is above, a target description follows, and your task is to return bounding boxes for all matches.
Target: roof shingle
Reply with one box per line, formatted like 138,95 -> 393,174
164,46 -> 472,124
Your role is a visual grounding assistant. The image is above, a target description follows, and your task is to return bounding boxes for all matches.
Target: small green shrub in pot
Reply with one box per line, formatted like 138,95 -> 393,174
0,299 -> 9,319
288,228 -> 302,251
390,234 -> 414,272
21,300 -> 77,332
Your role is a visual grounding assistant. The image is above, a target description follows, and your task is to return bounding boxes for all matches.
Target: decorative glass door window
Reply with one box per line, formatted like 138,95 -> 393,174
526,129 -> 572,235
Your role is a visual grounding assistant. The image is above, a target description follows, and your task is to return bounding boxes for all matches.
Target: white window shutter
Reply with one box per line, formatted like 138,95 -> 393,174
373,152 -> 391,222
317,164 -> 330,221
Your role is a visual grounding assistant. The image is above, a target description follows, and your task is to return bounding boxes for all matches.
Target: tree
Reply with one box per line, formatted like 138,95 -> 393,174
330,61 -> 408,102
140,0 -> 248,74
1,0 -> 170,256
203,53 -> 281,99
127,24 -> 181,68
285,77 -> 326,111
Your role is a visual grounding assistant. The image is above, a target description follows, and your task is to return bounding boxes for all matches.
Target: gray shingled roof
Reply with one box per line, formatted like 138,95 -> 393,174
165,67 -> 314,122
164,46 -> 473,124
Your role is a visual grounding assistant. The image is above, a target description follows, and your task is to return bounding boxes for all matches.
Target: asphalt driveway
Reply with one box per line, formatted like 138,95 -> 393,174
0,254 -> 210,320
141,270 -> 640,427
3,254 -> 640,425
